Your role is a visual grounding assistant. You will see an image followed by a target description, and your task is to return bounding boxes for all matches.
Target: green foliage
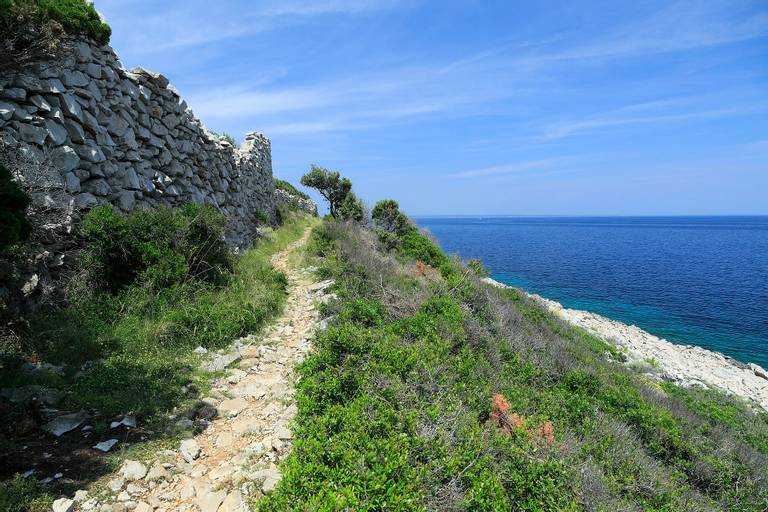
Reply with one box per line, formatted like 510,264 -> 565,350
0,0 -> 111,43
0,164 -> 31,252
338,191 -> 365,222
372,199 -> 411,236
300,165 -> 353,219
0,475 -> 52,512
400,230 -> 449,270
80,204 -> 233,292
273,178 -> 310,200
6,210 -> 312,423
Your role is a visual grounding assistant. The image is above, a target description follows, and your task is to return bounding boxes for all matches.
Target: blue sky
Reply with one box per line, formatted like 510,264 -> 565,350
97,0 -> 767,216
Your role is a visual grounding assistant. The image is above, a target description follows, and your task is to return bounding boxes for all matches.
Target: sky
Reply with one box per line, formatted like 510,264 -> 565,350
96,0 -> 768,216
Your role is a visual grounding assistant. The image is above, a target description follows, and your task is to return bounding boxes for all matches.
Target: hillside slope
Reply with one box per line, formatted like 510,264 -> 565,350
259,215 -> 768,511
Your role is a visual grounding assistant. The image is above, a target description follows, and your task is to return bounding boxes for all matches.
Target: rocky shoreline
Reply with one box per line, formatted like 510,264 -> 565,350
483,278 -> 768,412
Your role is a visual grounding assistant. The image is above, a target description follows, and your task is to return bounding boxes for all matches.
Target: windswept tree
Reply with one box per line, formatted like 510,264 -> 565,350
300,165 -> 354,219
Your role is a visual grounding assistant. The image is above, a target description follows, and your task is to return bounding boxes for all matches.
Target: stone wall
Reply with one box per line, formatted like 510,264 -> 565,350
0,37 -> 276,248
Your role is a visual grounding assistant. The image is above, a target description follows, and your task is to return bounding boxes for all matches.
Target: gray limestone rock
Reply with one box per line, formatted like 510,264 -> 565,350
43,411 -> 87,437
74,143 -> 106,163
64,172 -> 81,193
64,119 -> 86,143
45,119 -> 68,145
180,438 -> 201,462
0,101 -> 15,121
119,460 -> 147,481
52,498 -> 75,512
61,94 -> 84,122
18,124 -> 47,145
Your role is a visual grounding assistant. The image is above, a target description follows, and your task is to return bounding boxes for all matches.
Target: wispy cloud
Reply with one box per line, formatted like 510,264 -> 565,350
259,0 -> 404,16
547,0 -> 768,61
452,158 -> 568,178
100,0 -> 410,53
542,104 -> 768,140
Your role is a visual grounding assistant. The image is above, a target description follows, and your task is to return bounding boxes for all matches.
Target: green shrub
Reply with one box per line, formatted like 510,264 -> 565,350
0,475 -> 52,512
80,204 -> 233,292
0,0 -> 111,43
0,164 -> 31,252
400,229 -> 448,269
372,199 -> 411,236
338,191 -> 364,222
273,178 -> 310,200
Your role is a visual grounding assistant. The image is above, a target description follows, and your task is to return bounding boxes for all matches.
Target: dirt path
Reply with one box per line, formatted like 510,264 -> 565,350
63,227 -> 330,512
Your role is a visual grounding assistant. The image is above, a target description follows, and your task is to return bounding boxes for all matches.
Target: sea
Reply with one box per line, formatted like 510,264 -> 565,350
415,216 -> 768,368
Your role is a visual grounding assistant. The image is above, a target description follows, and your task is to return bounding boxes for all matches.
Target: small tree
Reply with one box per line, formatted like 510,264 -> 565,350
339,192 -> 364,222
371,199 -> 412,236
0,164 -> 31,253
300,165 -> 352,218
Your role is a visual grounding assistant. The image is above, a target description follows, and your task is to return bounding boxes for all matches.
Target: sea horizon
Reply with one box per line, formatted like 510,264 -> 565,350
417,215 -> 768,368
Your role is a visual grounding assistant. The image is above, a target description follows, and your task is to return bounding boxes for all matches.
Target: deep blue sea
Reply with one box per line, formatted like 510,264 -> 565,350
415,216 -> 768,368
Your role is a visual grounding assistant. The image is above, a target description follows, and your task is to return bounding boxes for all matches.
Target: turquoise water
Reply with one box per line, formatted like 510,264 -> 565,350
416,216 -> 768,368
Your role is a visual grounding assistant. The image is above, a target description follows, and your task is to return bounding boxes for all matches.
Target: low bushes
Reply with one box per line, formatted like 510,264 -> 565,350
80,204 -> 233,292
4,208 -> 311,420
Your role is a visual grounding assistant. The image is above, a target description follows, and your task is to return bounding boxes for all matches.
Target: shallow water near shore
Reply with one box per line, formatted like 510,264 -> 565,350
416,216 -> 768,368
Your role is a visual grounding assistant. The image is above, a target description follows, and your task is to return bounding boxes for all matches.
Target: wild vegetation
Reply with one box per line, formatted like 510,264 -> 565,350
258,191 -> 768,511
0,0 -> 110,72
0,196 -> 312,509
273,178 -> 310,201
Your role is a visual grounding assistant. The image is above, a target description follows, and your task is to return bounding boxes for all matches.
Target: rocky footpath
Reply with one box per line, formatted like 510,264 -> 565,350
483,278 -> 768,412
50,228 -> 332,512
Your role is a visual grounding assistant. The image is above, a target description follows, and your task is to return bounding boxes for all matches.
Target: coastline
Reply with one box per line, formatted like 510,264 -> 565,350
483,277 -> 768,412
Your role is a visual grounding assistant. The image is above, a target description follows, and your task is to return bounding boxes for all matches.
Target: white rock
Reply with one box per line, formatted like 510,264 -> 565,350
52,498 -> 75,512
180,438 -> 201,462
217,397 -> 248,418
197,490 -> 226,512
119,460 -> 147,481
108,477 -> 125,492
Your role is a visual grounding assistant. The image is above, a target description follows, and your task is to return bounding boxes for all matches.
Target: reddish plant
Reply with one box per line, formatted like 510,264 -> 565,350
489,393 -> 526,435
534,421 -> 555,444
488,393 -> 555,443
414,260 -> 439,280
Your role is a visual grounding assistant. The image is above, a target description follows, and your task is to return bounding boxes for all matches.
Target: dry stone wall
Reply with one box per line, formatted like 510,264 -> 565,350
0,37 -> 276,247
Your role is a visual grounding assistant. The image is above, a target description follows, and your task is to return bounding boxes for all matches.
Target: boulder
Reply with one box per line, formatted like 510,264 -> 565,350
43,411 -> 86,437
119,460 -> 147,481
18,124 -> 47,145
52,498 -> 75,512
180,438 -> 201,462
44,119 -> 68,145
60,94 -> 83,122
0,101 -> 16,121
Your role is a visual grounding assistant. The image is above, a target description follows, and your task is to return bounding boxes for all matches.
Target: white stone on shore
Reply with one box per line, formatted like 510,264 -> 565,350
482,277 -> 768,412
